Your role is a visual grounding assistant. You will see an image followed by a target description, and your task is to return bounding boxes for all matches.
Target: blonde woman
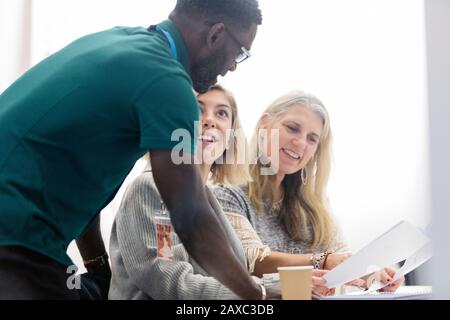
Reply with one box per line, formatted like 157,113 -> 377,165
213,91 -> 404,292
108,85 -> 333,299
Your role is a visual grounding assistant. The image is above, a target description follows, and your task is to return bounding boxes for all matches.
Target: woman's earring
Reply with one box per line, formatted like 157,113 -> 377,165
301,167 -> 308,185
258,130 -> 270,166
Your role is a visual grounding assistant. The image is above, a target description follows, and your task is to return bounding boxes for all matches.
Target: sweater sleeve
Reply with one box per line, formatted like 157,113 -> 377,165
224,212 -> 271,274
113,173 -> 246,300
212,185 -> 248,217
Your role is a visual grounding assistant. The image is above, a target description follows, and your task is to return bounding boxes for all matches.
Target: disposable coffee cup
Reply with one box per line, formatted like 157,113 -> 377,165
277,266 -> 313,300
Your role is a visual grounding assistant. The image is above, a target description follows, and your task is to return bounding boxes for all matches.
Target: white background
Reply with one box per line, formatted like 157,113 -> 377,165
0,0 -> 431,273
426,0 -> 450,298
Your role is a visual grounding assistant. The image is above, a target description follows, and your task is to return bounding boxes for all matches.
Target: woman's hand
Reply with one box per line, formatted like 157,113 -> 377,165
344,278 -> 366,288
323,252 -> 352,270
367,267 -> 405,292
379,268 -> 404,292
312,269 -> 335,297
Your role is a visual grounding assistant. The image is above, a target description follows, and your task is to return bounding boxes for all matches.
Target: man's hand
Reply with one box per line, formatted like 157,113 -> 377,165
265,284 -> 281,300
76,215 -> 111,299
312,269 -> 335,296
85,261 -> 112,282
365,267 -> 405,292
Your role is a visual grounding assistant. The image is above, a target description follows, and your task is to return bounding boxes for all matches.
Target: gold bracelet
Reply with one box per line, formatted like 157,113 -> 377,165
322,251 -> 332,269
311,252 -> 328,269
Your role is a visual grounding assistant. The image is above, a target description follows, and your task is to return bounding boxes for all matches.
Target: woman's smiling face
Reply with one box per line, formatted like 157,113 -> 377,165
263,105 -> 323,176
197,89 -> 234,164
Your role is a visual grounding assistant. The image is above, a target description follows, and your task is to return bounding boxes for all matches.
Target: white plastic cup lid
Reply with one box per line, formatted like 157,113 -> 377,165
277,266 -> 314,271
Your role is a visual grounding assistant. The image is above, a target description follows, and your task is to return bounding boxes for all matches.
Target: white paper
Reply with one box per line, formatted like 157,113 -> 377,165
365,242 -> 432,293
321,286 -> 432,300
323,220 -> 430,288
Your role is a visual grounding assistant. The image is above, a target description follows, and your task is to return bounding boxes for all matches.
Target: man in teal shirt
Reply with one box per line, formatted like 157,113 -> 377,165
0,0 -> 268,299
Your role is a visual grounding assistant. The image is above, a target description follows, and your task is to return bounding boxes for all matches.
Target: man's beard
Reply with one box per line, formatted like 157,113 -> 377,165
190,51 -> 227,94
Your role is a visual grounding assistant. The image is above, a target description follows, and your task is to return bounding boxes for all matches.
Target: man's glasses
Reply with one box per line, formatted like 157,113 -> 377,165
224,27 -> 251,64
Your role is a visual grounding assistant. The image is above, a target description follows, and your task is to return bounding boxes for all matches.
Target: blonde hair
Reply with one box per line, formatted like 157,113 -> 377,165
248,90 -> 333,251
206,85 -> 251,185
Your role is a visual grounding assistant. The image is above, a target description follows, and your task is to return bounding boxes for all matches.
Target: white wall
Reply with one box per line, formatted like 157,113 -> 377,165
29,0 -> 175,66
221,0 -> 430,251
425,0 -> 450,298
0,0 -> 32,92
0,0 -> 430,271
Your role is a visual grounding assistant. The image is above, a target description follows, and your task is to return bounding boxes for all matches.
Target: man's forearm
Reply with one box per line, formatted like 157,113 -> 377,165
150,151 -> 262,300
76,215 -> 109,273
171,200 -> 262,300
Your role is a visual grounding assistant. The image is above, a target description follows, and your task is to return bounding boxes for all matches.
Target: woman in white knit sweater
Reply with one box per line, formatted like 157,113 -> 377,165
108,85 -> 335,299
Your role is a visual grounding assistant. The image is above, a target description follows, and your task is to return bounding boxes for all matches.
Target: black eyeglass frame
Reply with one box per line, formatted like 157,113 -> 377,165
224,26 -> 252,64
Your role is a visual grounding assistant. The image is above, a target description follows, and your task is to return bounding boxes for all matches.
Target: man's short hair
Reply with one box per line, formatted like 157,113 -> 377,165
175,0 -> 262,30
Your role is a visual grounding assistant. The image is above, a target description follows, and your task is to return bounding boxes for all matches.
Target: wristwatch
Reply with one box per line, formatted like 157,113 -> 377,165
83,253 -> 109,268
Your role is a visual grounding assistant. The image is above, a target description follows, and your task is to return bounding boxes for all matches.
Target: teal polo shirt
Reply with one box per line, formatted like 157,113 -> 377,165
0,20 -> 199,266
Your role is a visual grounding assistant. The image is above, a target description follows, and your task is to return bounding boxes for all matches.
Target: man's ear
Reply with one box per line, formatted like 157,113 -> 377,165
206,23 -> 226,49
